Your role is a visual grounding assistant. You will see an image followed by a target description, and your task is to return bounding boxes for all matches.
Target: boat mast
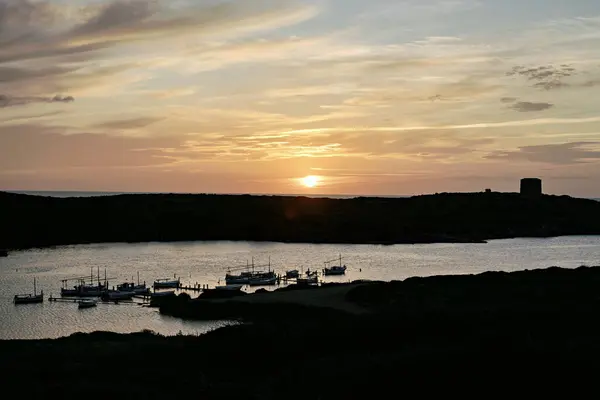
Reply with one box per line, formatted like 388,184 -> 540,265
137,271 -> 140,285
34,277 -> 37,296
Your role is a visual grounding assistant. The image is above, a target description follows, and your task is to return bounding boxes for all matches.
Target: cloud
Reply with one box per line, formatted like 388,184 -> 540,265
500,97 -> 517,103
0,94 -> 74,108
486,142 -> 600,165
93,116 -> 163,130
0,0 -> 319,98
509,101 -> 554,112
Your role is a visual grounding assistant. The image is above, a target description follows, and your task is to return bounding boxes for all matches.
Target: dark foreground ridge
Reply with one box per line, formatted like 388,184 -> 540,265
2,190 -> 600,249
2,266 -> 600,398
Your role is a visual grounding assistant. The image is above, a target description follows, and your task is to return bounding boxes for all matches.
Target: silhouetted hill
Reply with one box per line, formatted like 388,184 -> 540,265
1,191 -> 600,249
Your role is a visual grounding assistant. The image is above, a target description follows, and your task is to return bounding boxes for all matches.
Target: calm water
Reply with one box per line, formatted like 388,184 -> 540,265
1,237 -> 599,339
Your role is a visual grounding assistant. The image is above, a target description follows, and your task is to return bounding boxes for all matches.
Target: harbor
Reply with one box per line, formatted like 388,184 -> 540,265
2,236 -> 598,339
9,254 -> 351,311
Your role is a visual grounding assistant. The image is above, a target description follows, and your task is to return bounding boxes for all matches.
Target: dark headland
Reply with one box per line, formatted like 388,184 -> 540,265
2,190 -> 600,250
3,266 -> 600,397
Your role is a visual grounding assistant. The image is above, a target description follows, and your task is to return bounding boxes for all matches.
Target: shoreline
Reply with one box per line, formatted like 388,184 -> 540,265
7,233 -> 600,254
3,265 -> 600,396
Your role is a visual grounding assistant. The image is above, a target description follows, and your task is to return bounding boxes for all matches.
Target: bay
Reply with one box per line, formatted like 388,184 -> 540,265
1,236 -> 599,339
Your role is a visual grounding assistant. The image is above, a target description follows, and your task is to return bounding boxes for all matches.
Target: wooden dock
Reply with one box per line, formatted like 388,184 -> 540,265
178,283 -> 207,292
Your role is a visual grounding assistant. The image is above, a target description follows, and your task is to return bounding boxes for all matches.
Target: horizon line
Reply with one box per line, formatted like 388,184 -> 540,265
3,189 -> 600,200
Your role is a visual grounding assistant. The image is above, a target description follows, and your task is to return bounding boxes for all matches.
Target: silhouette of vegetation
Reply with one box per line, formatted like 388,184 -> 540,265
2,266 -> 599,397
2,191 -> 600,249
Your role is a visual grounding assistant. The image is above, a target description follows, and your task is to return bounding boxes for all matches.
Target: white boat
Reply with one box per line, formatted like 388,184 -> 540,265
153,277 -> 180,289
215,284 -> 244,291
78,299 -> 97,309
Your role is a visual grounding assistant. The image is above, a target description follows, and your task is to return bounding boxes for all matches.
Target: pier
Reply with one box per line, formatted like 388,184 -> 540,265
48,295 -> 147,305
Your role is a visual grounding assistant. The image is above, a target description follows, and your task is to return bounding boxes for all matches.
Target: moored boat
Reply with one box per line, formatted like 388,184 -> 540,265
323,255 -> 347,276
14,278 -> 44,304
285,269 -> 299,279
117,282 -> 150,295
61,283 -> 106,297
323,265 -> 347,276
117,272 -> 150,295
248,271 -> 278,286
78,299 -> 97,309
153,277 -> 180,289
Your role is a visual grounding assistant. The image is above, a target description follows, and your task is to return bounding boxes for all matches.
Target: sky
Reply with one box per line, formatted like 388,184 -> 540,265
1,0 -> 600,197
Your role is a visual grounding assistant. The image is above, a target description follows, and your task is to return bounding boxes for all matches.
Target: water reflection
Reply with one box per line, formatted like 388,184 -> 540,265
1,236 -> 599,339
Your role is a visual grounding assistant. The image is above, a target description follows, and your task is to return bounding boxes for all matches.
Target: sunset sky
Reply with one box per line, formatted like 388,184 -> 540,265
1,0 -> 600,197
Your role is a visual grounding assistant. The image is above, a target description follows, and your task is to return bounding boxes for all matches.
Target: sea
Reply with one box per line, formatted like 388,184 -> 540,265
1,237 -> 599,340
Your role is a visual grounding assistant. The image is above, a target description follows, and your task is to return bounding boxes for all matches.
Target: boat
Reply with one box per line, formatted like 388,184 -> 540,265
224,260 -> 256,284
285,269 -> 299,279
117,282 -> 150,295
60,267 -> 112,297
153,277 -> 180,289
248,271 -> 278,286
117,273 -> 150,295
227,257 -> 278,286
14,278 -> 44,304
225,271 -> 254,284
0,249 -> 8,257
61,283 -> 106,297
215,284 -> 244,291
323,255 -> 347,276
78,299 -> 97,309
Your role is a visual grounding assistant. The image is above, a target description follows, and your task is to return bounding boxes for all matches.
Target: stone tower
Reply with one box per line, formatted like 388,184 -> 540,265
520,178 -> 542,197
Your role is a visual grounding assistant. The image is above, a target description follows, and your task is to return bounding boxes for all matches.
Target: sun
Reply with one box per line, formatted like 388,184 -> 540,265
301,175 -> 319,188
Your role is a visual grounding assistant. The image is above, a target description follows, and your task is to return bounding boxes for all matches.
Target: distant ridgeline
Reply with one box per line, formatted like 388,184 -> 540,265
1,191 -> 600,249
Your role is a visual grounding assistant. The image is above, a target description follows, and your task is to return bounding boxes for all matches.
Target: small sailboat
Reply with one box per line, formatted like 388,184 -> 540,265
323,255 -> 347,276
14,278 -> 44,304
78,299 -> 97,309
